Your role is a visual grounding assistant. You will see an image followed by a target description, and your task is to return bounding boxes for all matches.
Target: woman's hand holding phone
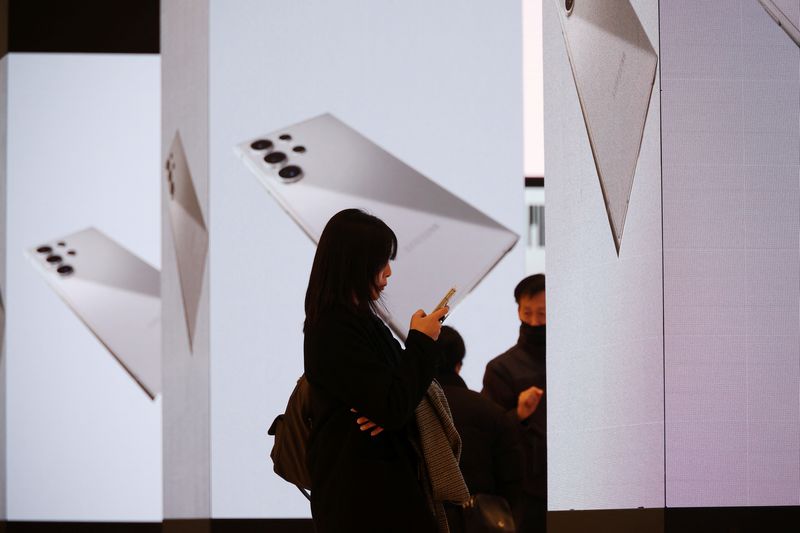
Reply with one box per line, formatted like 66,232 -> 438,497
410,307 -> 448,340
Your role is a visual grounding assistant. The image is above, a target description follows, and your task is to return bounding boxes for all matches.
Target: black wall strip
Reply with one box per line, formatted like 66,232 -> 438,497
4,520 -> 315,533
549,505 -> 800,533
5,0 -> 158,55
5,523 -> 160,533
665,506 -> 800,533
0,0 -> 8,57
525,176 -> 544,188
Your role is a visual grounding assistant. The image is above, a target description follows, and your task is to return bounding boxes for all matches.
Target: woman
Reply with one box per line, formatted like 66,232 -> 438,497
304,208 -> 448,533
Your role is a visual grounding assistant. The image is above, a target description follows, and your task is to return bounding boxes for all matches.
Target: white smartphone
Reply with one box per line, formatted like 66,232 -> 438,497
433,287 -> 457,312
759,0 -> 800,47
433,287 -> 456,323
554,0 -> 658,253
235,114 -> 518,339
166,130 -> 208,352
26,228 -> 161,399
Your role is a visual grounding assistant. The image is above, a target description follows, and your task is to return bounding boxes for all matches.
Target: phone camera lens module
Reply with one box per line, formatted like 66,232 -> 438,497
250,139 -> 273,151
46,254 -> 62,264
293,146 -> 306,153
279,165 -> 303,181
565,0 -> 574,14
279,134 -> 292,141
37,245 -> 52,254
57,265 -> 74,276
264,151 -> 287,165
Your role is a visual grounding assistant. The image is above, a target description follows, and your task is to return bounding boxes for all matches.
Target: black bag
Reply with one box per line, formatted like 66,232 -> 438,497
462,494 -> 516,533
267,374 -> 312,498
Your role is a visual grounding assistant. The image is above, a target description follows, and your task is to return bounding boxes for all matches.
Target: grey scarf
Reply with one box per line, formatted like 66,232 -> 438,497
412,379 -> 470,533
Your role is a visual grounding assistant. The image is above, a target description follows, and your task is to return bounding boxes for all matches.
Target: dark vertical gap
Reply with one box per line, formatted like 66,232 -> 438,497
529,204 -> 535,247
0,0 -> 8,57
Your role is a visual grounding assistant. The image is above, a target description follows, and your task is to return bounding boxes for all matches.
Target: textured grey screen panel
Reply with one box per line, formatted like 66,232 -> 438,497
662,0 -> 800,507
544,0 -> 664,511
0,55 -> 7,521
162,0 -> 211,519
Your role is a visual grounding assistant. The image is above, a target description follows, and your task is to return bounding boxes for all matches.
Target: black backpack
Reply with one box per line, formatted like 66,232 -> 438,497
267,374 -> 313,499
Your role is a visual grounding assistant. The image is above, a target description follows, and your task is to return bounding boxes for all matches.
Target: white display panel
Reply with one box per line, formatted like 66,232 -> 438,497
0,54 -> 8,521
662,0 -> 800,507
5,54 -> 162,521
204,0 -> 525,518
544,0 -> 665,510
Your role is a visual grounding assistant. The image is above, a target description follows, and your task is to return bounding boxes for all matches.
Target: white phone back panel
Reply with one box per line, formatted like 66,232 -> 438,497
236,113 -> 518,338
555,0 -> 658,253
759,0 -> 800,46
166,130 -> 208,351
27,228 -> 161,398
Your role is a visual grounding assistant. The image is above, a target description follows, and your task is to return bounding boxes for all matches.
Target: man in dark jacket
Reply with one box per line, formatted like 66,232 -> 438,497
482,274 -> 547,532
437,326 -> 524,533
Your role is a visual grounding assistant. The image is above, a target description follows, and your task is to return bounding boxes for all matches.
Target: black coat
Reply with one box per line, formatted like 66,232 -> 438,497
438,372 -> 525,533
304,307 -> 440,533
482,324 -> 547,499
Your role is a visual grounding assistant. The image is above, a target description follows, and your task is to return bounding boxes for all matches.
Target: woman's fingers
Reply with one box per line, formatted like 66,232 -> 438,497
353,410 -> 384,436
430,306 -> 449,322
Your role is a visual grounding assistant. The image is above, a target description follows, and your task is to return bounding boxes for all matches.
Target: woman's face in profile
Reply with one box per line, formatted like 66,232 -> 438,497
371,262 -> 392,300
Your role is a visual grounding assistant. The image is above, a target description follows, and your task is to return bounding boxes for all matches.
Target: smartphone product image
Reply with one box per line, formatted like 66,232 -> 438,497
433,287 -> 456,323
235,114 -> 518,339
434,287 -> 457,312
26,227 -> 161,399
166,130 -> 208,351
554,0 -> 658,253
759,0 -> 800,47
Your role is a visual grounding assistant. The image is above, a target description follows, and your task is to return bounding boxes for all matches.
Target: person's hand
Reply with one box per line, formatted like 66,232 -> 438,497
517,386 -> 544,421
410,307 -> 449,340
351,408 -> 384,437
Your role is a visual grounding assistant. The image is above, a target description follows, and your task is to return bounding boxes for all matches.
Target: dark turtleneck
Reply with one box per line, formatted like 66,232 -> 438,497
518,323 -> 546,357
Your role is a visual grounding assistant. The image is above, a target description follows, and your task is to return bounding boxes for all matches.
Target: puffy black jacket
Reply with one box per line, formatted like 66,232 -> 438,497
305,307 -> 440,533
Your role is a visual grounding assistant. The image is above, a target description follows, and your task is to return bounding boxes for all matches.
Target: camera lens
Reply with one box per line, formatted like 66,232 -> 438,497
250,139 -> 273,151
279,165 -> 303,180
57,265 -> 74,276
47,254 -> 62,264
279,134 -> 292,141
264,151 -> 287,165
37,245 -> 52,254
293,146 -> 306,153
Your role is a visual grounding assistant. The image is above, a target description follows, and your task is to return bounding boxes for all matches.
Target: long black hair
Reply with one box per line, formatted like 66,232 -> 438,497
304,209 -> 398,329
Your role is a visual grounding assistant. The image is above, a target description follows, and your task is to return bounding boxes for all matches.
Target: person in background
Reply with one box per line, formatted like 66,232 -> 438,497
482,274 -> 547,532
437,325 -> 525,532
